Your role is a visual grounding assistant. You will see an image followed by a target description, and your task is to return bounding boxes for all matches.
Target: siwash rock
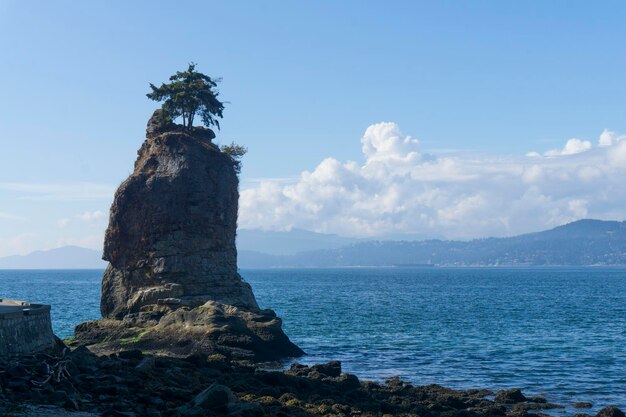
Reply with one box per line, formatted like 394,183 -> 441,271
74,112 -> 303,360
101,113 -> 257,318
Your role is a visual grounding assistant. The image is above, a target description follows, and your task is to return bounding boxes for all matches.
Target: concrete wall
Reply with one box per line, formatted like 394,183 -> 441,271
0,299 -> 55,357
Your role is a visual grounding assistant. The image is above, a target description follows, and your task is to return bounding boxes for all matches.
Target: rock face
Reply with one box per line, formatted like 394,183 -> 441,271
75,113 -> 303,361
101,113 -> 258,318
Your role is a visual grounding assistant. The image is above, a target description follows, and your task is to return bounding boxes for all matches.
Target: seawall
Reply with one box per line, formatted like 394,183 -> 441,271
0,299 -> 55,357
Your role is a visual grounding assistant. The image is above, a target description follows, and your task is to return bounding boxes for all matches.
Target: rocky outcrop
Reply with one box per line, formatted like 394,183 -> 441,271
74,301 -> 302,361
74,113 -> 302,360
2,347 -> 591,417
101,112 -> 257,318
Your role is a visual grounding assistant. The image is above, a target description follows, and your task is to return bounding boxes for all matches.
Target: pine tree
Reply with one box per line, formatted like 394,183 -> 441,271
147,63 -> 225,130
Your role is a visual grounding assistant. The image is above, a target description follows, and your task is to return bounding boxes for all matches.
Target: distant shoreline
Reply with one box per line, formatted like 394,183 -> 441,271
2,264 -> 626,271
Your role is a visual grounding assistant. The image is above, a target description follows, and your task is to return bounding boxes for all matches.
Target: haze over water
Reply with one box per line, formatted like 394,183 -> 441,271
1,267 -> 625,413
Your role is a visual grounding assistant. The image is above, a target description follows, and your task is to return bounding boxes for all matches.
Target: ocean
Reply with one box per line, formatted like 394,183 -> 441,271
1,267 -> 625,413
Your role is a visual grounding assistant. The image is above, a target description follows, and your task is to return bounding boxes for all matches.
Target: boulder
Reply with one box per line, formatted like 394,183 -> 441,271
74,301 -> 303,361
597,407 -> 626,417
192,383 -> 236,410
311,361 -> 342,377
494,388 -> 527,404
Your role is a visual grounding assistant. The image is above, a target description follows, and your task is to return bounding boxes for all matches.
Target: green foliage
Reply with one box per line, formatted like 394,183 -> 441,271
147,63 -> 225,130
153,108 -> 174,130
221,142 -> 248,174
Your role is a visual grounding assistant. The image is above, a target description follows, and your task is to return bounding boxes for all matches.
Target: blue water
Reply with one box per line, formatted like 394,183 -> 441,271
1,267 -> 625,412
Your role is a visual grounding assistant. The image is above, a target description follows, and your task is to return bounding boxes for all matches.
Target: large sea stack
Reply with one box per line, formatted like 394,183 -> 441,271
73,112 -> 303,361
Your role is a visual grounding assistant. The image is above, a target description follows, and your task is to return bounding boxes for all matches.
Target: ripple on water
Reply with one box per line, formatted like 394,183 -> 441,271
1,267 -> 625,413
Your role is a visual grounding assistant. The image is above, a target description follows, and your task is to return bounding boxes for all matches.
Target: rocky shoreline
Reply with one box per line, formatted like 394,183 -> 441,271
3,112 -> 623,416
1,341 -> 624,417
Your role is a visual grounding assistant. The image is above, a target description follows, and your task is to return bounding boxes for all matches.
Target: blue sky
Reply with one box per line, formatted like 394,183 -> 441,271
1,1 -> 626,256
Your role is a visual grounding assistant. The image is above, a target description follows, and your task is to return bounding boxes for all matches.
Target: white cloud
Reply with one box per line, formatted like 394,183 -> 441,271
55,211 -> 106,229
608,140 -> 626,169
544,138 -> 592,157
568,199 -> 588,218
599,128 -> 626,147
240,124 -> 626,239
79,210 -> 105,222
55,234 -> 103,250
0,234 -> 37,256
578,166 -> 603,182
522,165 -> 543,183
361,122 -> 421,163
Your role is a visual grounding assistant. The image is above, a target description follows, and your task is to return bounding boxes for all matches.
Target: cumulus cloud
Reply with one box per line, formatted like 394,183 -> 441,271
240,123 -> 626,239
608,140 -> 626,168
544,138 -> 592,156
599,128 -> 626,147
361,122 -> 421,163
79,210 -> 105,222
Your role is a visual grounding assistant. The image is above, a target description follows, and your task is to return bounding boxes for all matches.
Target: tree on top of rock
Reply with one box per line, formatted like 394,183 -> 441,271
147,63 -> 225,130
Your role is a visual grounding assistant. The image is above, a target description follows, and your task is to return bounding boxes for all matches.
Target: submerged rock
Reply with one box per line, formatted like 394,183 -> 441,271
597,407 -> 626,417
73,115 -> 302,361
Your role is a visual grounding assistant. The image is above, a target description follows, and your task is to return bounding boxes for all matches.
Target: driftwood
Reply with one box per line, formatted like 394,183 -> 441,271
31,349 -> 72,387
0,348 -> 73,391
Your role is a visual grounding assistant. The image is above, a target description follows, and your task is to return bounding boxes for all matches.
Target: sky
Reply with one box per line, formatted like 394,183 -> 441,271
1,1 -> 626,256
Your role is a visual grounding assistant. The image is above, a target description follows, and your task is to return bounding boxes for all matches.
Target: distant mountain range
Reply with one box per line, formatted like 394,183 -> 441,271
236,228 -> 359,255
1,220 -> 625,269
0,246 -> 107,269
239,219 -> 626,267
0,229 -> 356,269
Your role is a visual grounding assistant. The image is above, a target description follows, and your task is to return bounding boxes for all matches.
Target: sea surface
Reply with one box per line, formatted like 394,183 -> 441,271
1,267 -> 625,413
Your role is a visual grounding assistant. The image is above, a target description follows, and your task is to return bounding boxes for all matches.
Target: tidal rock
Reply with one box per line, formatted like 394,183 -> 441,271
100,122 -> 258,318
310,361 -> 342,377
74,301 -> 303,361
494,388 -> 527,404
73,116 -> 302,361
597,407 -> 626,417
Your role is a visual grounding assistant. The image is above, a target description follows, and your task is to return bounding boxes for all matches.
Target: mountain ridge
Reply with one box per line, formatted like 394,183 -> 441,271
0,246 -> 107,269
238,219 -> 626,267
2,219 -> 625,269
